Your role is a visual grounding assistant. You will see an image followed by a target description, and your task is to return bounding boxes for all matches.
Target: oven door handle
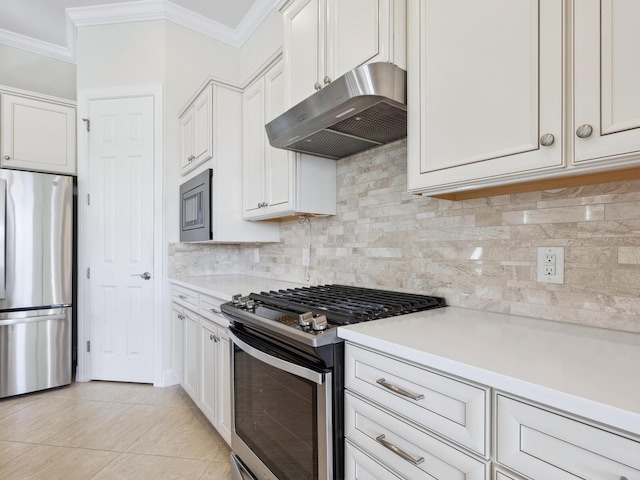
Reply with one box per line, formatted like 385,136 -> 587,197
228,330 -> 325,385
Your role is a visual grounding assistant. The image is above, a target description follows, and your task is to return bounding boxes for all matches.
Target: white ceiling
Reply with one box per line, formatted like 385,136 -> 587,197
0,0 -> 277,61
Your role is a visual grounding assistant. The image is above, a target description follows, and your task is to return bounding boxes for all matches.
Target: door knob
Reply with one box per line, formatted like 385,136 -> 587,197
3,155 -> 10,160
131,272 -> 151,280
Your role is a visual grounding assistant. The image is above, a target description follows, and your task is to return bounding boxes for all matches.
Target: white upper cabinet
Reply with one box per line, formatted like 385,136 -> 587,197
407,0 -> 640,198
179,84 -> 213,175
243,59 -> 336,221
1,91 -> 76,175
279,0 -> 406,108
573,0 -> 640,165
407,0 -> 563,195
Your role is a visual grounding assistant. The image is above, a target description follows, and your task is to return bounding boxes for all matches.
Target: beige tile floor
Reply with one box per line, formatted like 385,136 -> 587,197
0,381 -> 232,480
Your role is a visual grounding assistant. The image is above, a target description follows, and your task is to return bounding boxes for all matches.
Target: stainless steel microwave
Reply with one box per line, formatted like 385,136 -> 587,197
180,169 -> 212,242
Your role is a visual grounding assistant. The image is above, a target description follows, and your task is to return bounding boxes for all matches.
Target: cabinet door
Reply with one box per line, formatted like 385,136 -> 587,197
407,0 -> 563,194
242,79 -> 266,218
264,61 -> 294,213
326,0 -> 390,82
171,304 -> 184,384
574,0 -> 640,164
1,94 -> 76,174
199,319 -> 218,426
179,106 -> 195,173
182,309 -> 199,402
192,84 -> 213,165
496,395 -> 640,480
282,0 -> 323,107
217,327 -> 232,445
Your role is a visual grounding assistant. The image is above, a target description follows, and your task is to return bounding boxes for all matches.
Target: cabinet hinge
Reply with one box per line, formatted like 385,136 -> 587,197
87,194 -> 90,205
82,118 -> 90,132
86,267 -> 90,279
86,340 -> 91,352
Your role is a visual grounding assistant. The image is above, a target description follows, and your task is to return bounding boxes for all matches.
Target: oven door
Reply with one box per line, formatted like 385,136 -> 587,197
228,327 -> 333,480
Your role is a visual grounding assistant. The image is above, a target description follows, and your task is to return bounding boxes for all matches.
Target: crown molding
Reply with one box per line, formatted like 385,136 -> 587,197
1,0 -> 278,63
0,28 -> 75,63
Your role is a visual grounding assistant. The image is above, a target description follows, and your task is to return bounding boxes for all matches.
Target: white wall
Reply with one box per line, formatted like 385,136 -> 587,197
0,43 -> 76,99
239,9 -> 283,82
76,21 -> 166,89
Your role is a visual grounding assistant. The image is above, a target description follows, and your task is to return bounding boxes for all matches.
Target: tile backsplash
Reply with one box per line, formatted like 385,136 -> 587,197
169,140 -> 640,333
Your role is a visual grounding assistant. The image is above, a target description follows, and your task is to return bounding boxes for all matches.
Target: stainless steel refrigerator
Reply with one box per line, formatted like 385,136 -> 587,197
0,168 -> 74,398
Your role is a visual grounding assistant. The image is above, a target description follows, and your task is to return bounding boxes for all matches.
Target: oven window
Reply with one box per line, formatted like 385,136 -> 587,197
234,346 -> 319,480
182,190 -> 203,229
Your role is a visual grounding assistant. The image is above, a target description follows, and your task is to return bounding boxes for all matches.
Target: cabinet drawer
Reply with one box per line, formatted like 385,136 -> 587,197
199,293 -> 228,326
496,394 -> 640,480
345,440 -> 403,480
172,285 -> 198,310
345,344 -> 489,456
345,392 -> 488,480
494,467 -> 525,480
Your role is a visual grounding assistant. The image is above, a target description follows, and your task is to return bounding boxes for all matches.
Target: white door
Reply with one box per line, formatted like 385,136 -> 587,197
87,96 -> 155,383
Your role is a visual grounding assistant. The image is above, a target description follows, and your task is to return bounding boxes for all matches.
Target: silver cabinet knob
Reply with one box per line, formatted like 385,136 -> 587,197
314,82 -> 322,90
209,334 -> 214,341
540,133 -> 555,146
3,155 -> 10,160
576,124 -> 593,138
323,76 -> 331,85
132,272 -> 151,280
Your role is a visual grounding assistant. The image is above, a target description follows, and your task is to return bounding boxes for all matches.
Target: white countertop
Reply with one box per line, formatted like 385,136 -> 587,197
338,306 -> 640,437
169,275 -> 640,436
169,274 -> 304,300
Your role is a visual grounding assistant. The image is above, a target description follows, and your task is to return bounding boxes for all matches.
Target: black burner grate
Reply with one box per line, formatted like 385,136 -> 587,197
249,284 -> 446,326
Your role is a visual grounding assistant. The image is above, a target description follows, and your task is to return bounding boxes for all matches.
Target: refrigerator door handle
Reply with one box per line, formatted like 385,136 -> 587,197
0,313 -> 68,327
0,179 -> 5,300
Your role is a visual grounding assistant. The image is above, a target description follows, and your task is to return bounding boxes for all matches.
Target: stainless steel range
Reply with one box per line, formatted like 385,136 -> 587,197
222,284 -> 446,480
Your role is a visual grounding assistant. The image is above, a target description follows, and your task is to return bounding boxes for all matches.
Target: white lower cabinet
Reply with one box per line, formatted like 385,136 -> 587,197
170,304 -> 184,384
495,394 -> 640,480
344,342 -> 490,479
494,468 -> 524,480
345,392 -> 488,479
182,308 -> 199,402
345,439 -> 403,480
344,343 -> 489,456
170,284 -> 231,445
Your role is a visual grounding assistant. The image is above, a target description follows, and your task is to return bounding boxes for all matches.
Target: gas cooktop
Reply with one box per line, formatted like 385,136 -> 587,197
221,284 -> 446,347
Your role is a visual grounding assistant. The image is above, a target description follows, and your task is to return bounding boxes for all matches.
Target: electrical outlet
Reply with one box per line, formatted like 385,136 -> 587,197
302,247 -> 310,267
537,247 -> 564,284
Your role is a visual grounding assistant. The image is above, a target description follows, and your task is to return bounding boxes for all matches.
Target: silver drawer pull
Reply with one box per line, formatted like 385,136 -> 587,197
376,378 -> 424,400
209,307 -> 221,314
376,434 -> 424,466
178,295 -> 188,300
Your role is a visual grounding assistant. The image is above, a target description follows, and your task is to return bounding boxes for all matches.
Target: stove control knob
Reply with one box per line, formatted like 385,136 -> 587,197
245,300 -> 256,311
311,315 -> 328,332
298,312 -> 313,327
232,294 -> 242,306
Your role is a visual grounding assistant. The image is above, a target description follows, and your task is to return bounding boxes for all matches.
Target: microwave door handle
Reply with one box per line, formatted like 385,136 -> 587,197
0,179 -> 6,300
227,329 -> 325,385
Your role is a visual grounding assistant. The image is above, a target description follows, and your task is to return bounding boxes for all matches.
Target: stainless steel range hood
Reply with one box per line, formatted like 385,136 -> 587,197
265,62 -> 407,160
